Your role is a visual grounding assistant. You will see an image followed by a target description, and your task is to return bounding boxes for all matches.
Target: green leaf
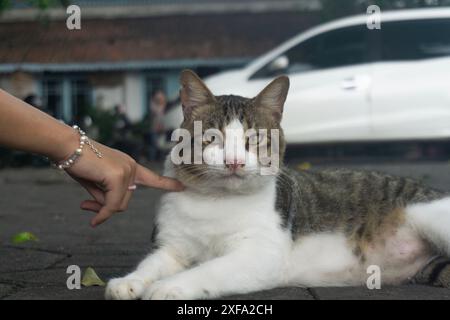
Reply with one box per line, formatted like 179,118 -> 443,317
12,232 -> 39,244
297,162 -> 312,171
81,267 -> 106,287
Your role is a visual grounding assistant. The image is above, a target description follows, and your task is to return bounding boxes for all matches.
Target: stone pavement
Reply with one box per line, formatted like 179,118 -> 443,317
1,161 -> 450,300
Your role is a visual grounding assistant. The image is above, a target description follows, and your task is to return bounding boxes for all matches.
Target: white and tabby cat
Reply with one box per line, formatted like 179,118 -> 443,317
106,70 -> 450,300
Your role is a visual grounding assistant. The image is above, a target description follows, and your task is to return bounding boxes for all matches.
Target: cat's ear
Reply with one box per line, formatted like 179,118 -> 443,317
180,69 -> 215,117
254,75 -> 290,121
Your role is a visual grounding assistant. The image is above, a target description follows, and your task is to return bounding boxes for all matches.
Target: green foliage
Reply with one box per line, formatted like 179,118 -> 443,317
28,0 -> 70,10
0,0 -> 69,13
86,107 -> 117,145
29,0 -> 53,10
0,0 -> 10,12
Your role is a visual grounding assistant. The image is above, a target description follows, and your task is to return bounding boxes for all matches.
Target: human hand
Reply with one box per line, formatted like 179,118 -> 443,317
0,89 -> 183,226
61,138 -> 183,227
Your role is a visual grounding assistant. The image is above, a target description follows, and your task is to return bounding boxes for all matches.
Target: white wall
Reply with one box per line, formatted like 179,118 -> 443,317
93,85 -> 124,111
124,72 -> 144,122
92,72 -> 144,122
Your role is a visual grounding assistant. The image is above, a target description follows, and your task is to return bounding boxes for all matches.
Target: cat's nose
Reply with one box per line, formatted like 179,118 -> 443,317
225,160 -> 245,171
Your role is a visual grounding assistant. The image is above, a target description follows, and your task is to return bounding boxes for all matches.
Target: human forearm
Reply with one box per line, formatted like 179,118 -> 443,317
0,89 -> 77,161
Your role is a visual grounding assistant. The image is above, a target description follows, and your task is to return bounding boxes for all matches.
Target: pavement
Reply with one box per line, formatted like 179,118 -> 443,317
1,161 -> 450,300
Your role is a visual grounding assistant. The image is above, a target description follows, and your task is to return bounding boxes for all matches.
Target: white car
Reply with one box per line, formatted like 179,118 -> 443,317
165,8 -> 450,145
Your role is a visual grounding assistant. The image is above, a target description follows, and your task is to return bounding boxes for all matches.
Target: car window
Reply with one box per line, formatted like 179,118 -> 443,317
318,25 -> 369,69
380,19 -> 450,61
250,25 -> 369,79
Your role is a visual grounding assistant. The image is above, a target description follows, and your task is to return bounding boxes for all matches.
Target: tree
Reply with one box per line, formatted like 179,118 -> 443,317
0,0 -> 70,13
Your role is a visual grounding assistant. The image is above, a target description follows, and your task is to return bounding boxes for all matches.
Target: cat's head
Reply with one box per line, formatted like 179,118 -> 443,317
169,69 -> 289,194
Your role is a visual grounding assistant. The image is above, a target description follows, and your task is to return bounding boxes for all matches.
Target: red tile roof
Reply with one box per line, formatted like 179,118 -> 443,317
0,11 -> 319,65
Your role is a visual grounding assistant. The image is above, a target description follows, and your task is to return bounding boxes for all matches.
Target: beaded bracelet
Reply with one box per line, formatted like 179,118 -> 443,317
51,125 -> 103,170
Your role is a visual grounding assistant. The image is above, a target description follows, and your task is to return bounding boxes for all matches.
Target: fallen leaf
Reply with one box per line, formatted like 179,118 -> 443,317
12,232 -> 39,244
81,267 -> 106,287
297,162 -> 312,171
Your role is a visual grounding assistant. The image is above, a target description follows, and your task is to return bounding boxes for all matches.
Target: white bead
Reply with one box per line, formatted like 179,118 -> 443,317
50,124 -> 102,171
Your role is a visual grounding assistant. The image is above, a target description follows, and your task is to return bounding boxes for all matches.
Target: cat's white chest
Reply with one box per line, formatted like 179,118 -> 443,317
156,181 -> 283,260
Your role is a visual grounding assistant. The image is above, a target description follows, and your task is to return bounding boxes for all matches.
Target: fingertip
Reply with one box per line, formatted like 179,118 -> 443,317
135,165 -> 185,191
90,217 -> 104,227
166,179 -> 186,192
173,182 -> 185,192
90,215 -> 100,227
91,207 -> 113,227
137,174 -> 185,192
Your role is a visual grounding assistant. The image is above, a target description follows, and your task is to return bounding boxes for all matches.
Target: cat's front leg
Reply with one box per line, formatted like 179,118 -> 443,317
142,242 -> 285,300
105,247 -> 188,300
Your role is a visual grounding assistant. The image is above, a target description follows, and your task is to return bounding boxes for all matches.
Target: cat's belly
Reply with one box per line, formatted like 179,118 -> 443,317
362,224 -> 433,284
286,226 -> 432,287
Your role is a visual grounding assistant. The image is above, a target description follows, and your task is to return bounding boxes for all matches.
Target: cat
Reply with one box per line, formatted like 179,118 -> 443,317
105,69 -> 450,300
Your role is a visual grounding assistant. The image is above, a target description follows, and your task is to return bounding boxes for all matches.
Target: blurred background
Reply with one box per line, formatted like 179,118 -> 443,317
1,0 -> 450,167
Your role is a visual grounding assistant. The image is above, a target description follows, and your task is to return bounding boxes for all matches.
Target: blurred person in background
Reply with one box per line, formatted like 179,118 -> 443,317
144,90 -> 167,161
111,104 -> 140,161
112,104 -> 132,138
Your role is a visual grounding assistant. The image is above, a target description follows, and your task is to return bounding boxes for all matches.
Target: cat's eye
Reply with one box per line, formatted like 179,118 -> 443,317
254,132 -> 267,144
246,131 -> 267,150
204,130 -> 224,146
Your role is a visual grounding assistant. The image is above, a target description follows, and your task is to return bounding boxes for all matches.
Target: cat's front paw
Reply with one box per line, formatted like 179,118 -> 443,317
142,280 -> 198,300
105,277 -> 146,300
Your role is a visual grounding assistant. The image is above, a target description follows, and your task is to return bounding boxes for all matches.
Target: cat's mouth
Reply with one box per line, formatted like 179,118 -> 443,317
224,172 -> 246,179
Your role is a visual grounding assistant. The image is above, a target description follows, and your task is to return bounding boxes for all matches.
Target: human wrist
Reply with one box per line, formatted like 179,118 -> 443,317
49,125 -> 104,170
47,124 -> 82,162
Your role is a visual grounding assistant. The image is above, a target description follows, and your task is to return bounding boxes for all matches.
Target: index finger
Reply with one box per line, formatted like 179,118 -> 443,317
134,164 -> 184,191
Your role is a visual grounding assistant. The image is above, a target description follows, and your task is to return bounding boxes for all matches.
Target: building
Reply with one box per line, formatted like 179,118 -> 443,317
0,0 -> 320,124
